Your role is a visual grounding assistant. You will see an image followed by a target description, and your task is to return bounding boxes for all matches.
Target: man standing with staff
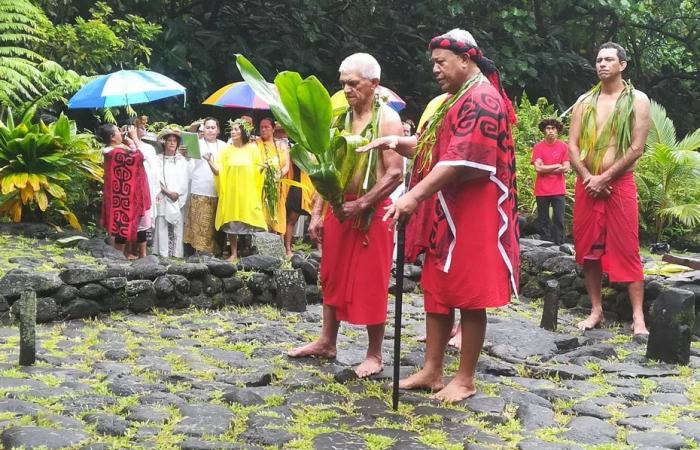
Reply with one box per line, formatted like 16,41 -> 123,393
360,29 -> 519,402
287,53 -> 404,378
568,42 -> 650,336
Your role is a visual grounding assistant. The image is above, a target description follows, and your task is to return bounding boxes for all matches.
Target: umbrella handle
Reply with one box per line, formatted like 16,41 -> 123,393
392,221 -> 406,410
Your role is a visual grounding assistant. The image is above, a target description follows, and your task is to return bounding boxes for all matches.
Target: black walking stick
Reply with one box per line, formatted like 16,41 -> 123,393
392,221 -> 406,410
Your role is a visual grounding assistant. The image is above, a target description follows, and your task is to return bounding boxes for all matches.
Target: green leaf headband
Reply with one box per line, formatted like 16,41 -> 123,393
228,118 -> 254,135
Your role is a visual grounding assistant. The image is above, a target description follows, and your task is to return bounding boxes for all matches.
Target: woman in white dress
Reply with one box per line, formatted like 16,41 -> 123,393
153,129 -> 192,257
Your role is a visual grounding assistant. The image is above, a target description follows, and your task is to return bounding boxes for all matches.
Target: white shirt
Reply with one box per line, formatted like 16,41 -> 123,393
189,139 -> 225,197
139,142 -> 160,220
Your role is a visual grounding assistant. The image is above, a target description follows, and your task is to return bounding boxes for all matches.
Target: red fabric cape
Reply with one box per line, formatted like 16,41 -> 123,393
573,172 -> 643,282
405,81 -> 520,307
320,198 -> 393,325
100,147 -> 151,241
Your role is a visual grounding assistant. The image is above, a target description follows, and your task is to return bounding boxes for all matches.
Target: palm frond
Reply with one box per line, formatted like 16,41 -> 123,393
676,128 -> 700,153
658,204 -> 700,228
646,101 -> 677,150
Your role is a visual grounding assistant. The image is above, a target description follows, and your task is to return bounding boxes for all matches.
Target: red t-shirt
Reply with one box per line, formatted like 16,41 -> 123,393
531,139 -> 569,196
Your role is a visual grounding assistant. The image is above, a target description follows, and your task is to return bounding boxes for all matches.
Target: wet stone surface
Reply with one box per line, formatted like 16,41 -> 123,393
0,288 -> 697,448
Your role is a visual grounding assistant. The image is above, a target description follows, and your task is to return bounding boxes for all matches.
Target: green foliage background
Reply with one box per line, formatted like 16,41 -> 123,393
0,0 -> 697,242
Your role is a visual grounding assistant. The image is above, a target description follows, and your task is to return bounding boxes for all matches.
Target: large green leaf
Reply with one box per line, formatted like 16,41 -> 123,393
235,54 -> 305,150
274,71 -> 307,148
296,76 -> 332,156
289,143 -> 315,174
51,114 -> 71,142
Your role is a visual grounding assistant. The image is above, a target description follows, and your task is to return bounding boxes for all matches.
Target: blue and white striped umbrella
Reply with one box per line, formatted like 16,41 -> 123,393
67,70 -> 186,109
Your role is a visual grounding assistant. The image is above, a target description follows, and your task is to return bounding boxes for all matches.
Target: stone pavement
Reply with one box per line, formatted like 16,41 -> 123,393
0,295 -> 698,449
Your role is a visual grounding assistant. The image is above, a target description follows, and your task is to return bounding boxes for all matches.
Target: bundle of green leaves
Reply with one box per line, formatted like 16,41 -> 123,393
235,55 -> 367,209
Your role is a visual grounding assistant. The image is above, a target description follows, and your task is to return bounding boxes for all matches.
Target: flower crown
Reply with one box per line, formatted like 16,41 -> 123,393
228,118 -> 254,135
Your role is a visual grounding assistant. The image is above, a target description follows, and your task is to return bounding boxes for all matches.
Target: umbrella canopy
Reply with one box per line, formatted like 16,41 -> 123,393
67,70 -> 186,109
417,93 -> 449,131
203,81 -> 276,109
330,86 -> 406,112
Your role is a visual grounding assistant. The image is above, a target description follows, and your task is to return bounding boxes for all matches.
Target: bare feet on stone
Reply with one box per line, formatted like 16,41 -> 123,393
576,312 -> 604,331
354,355 -> 383,378
417,323 -> 460,343
431,377 -> 477,403
398,369 -> 444,392
448,327 -> 462,350
632,320 -> 649,337
287,340 -> 337,359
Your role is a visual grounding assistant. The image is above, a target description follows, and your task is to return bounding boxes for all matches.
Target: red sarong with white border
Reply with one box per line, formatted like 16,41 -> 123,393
100,147 -> 151,241
573,171 -> 643,282
406,81 -> 519,313
320,196 -> 393,325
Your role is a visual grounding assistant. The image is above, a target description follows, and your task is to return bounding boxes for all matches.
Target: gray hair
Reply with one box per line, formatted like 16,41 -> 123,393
438,28 -> 478,47
339,53 -> 381,80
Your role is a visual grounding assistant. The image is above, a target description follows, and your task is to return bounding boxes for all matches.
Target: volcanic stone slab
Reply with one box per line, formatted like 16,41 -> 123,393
561,416 -> 617,445
516,403 -> 556,431
221,387 -> 264,406
312,432 -> 366,450
1,426 -> 88,449
83,412 -> 129,436
59,267 -> 107,285
238,254 -> 282,273
518,439 -> 583,450
675,420 -> 700,442
274,268 -> 306,312
291,254 -> 318,285
646,287 -> 695,364
18,290 -> 36,365
0,270 -> 63,298
627,431 -> 686,449
175,404 -> 234,437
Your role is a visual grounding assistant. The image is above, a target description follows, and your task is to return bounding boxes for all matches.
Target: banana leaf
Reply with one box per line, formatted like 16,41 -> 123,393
235,54 -> 365,210
297,76 -> 332,157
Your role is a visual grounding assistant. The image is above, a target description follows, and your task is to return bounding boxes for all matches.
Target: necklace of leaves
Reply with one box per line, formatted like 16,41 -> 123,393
578,80 -> 635,175
415,73 -> 487,171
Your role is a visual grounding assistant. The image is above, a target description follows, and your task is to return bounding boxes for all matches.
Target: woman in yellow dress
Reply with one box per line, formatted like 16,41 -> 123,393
257,117 -> 290,234
204,119 -> 266,261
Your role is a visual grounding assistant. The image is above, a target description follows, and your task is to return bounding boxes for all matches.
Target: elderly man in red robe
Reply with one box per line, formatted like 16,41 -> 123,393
360,28 -> 519,402
287,53 -> 404,378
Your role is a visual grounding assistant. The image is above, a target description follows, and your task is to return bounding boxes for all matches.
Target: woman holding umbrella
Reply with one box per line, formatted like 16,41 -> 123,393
204,119 -> 266,261
97,124 -> 151,259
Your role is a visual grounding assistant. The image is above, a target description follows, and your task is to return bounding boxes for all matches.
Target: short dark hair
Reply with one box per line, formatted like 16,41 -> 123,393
202,117 -> 219,128
538,118 -> 563,133
259,117 -> 274,127
97,123 -> 117,144
599,42 -> 627,62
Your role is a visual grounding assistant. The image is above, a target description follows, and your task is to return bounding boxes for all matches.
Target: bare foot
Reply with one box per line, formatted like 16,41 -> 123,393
287,340 -> 336,359
632,320 -> 649,336
355,355 -> 383,378
126,253 -> 139,260
577,313 -> 604,331
417,323 -> 460,343
431,378 -> 477,403
448,327 -> 462,350
399,369 -> 444,392
226,256 -> 238,263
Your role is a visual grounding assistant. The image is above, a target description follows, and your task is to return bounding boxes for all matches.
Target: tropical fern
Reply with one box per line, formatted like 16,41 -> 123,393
637,101 -> 700,241
0,0 -> 84,115
0,0 -> 51,105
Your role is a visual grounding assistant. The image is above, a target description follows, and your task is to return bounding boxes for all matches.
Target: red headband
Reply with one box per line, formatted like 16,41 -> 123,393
429,36 -> 517,124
